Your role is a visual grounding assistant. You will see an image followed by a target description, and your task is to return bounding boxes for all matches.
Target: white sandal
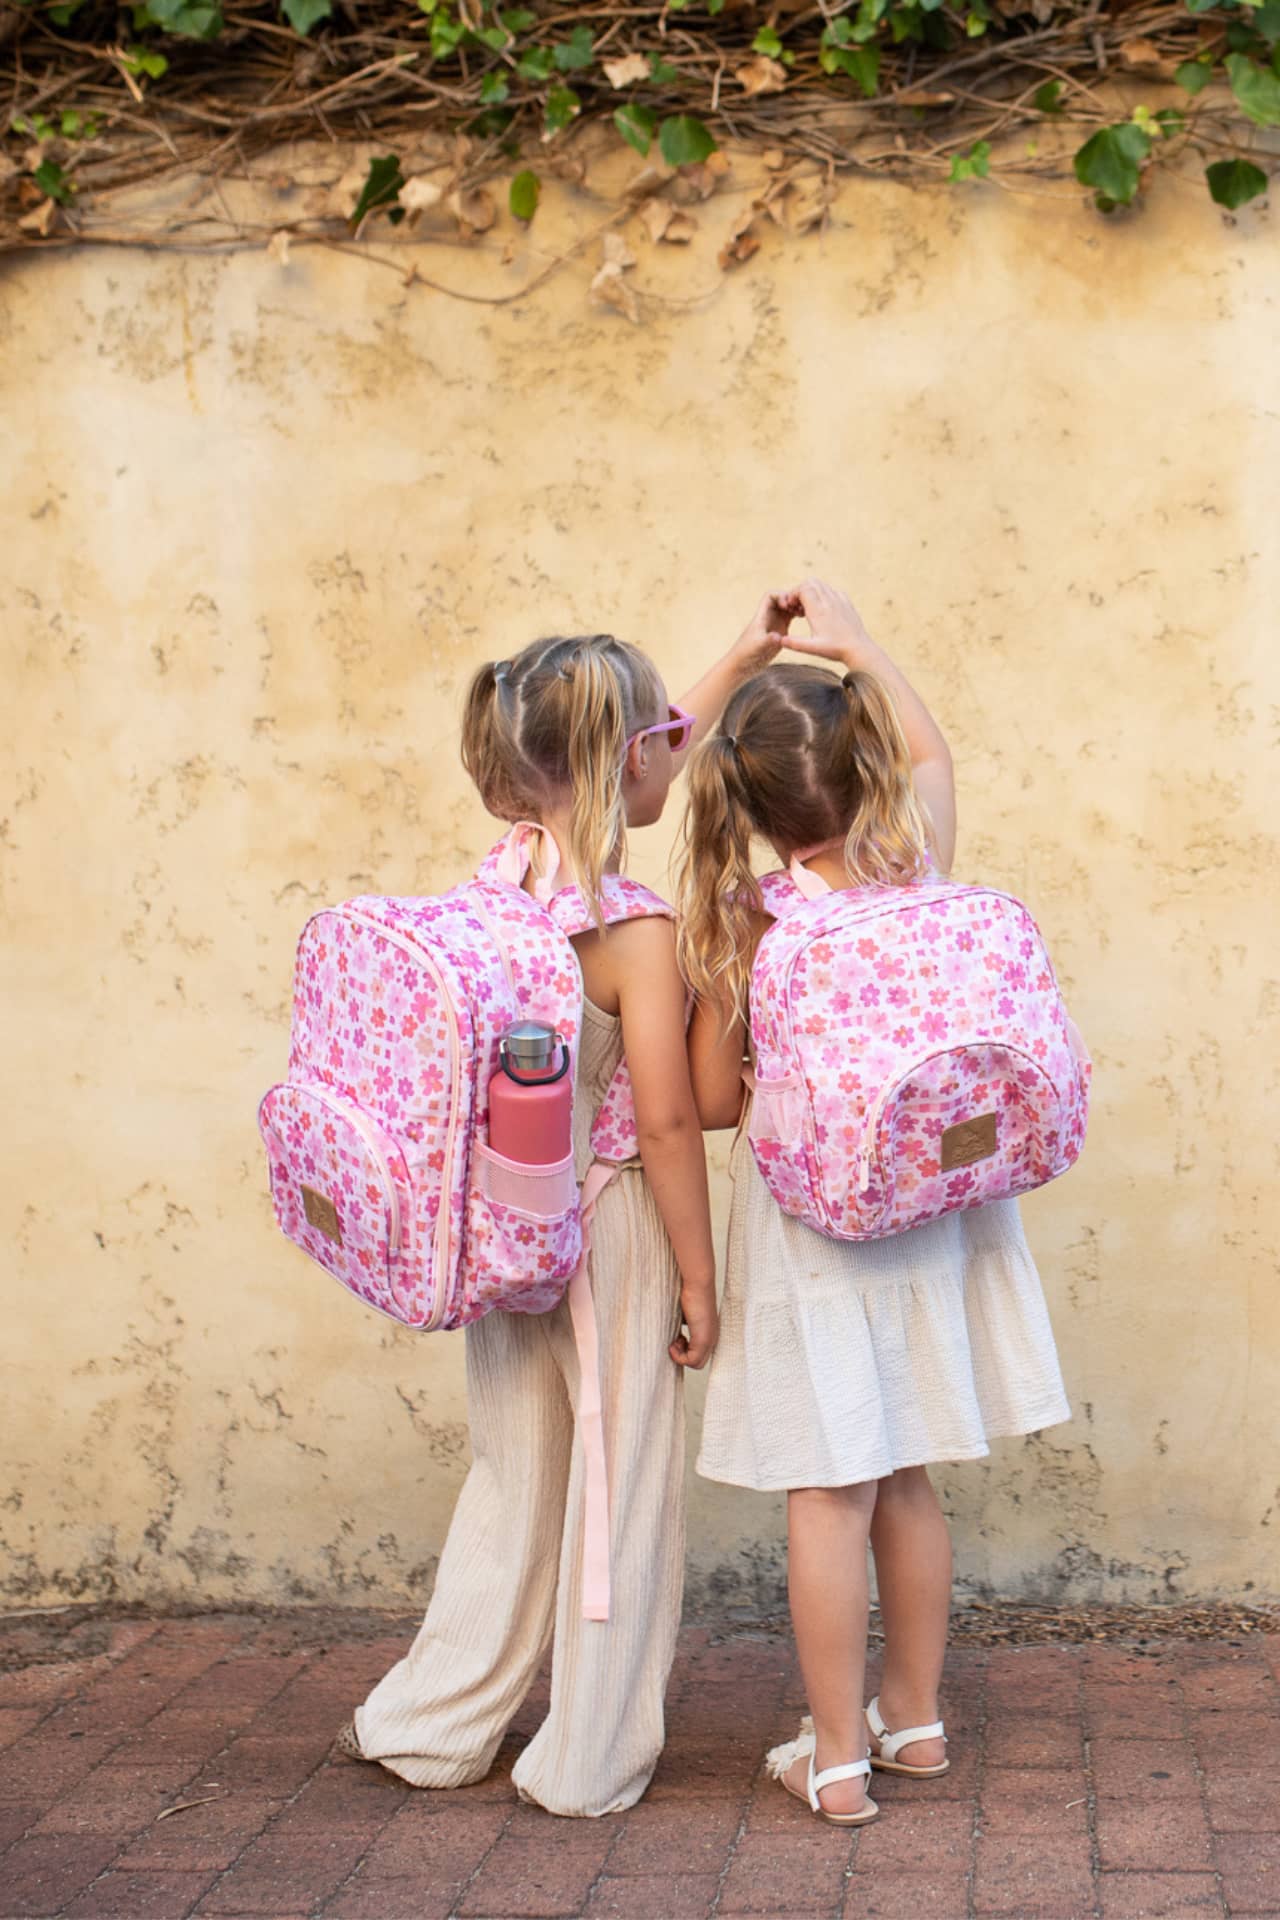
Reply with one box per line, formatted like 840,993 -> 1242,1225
865,1695 -> 950,1777
766,1716 -> 879,1827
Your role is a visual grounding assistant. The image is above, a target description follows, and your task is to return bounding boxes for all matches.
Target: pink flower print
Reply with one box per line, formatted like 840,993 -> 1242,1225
930,987 -> 947,1006
1005,964 -> 1027,990
922,1010 -> 947,1042
875,954 -> 905,981
338,952 -> 349,974
998,995 -> 1016,1018
956,931 -> 974,952
375,1064 -> 393,1094
514,1223 -> 536,1246
887,985 -> 909,1008
810,941 -> 834,964
832,990 -> 852,1014
352,1027 -> 366,1050
411,992 -> 434,1022
891,1026 -> 915,1048
857,937 -> 876,959
945,1170 -> 977,1199
328,1039 -> 344,1068
839,1070 -> 857,1093
364,1183 -> 381,1207
802,1013 -> 828,1036
401,1013 -> 418,1038
371,1007 -> 387,1029
921,918 -> 944,943
322,1122 -> 336,1144
421,1063 -> 444,1096
860,983 -> 881,1007
398,1077 -> 413,1100
1033,1038 -> 1048,1059
920,1158 -> 940,1179
428,1149 -> 445,1173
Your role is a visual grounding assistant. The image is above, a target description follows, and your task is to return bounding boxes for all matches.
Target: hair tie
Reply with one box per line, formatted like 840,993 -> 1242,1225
841,670 -> 859,692
494,660 -> 511,684
724,733 -> 739,750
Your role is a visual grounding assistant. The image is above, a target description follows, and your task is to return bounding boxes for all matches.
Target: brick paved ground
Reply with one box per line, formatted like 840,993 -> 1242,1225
1,1611 -> 1278,1920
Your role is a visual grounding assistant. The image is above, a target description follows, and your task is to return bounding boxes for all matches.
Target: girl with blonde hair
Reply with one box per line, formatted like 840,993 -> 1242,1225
346,608 -> 793,1817
678,580 -> 1070,1826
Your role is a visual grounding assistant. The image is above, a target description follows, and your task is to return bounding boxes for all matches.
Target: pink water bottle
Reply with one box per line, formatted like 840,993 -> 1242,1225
488,1022 -> 573,1166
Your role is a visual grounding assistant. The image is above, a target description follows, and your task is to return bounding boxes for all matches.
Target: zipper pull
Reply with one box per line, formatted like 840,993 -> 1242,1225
857,1148 -> 872,1195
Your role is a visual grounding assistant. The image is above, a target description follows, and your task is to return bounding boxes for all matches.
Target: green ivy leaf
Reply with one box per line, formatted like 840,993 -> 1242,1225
948,138 -> 990,180
501,6 -> 535,29
480,71 -> 509,102
509,168 -> 540,219
889,6 -> 923,42
965,9 -> 988,33
707,0 -> 726,13
516,45 -> 553,80
34,158 -> 73,203
1206,155 -> 1269,203
1154,106 -> 1186,136
544,84 -> 581,131
474,22 -> 510,49
614,101 -> 656,154
658,112 -> 715,165
1175,57 -> 1214,91
1226,49 -> 1280,120
553,25 -> 595,69
1248,0 -> 1280,41
122,44 -> 169,76
349,152 -> 404,230
137,0 -> 223,37
752,24 -> 783,56
48,0 -> 88,23
280,0 -> 330,33
822,44 -> 880,92
1185,0 -> 1226,11
1033,78 -> 1063,112
430,11 -> 465,55
649,51 -> 680,83
1073,121 -> 1151,206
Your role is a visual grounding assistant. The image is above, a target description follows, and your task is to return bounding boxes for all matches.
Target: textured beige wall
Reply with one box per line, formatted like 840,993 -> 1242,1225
2,160 -> 1277,1611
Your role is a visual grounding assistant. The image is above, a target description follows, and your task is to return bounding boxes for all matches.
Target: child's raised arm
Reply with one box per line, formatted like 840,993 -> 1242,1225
789,579 -> 957,876
673,590 -> 802,753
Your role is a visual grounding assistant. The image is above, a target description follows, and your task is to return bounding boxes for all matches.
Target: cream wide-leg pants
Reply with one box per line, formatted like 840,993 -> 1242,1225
354,1172 -> 686,1818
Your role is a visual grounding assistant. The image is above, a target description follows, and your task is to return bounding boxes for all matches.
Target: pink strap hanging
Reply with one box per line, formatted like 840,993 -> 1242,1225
567,1159 -> 618,1622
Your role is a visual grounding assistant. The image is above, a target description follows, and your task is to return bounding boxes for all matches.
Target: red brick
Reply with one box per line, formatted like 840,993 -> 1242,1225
457,1834 -> 616,1916
171,1654 -> 309,1715
323,1874 -> 460,1920
1084,1684 -> 1187,1740
978,1765 -> 1089,1837
972,1831 -> 1096,1915
0,1834 -> 122,1916
1095,1798 -> 1212,1871
0,1733 -> 119,1804
852,1799 -> 972,1871
188,1735 -> 324,1794
985,1718 -> 1084,1769
62,1868 -> 217,1917
1203,1766 -> 1280,1831
0,1712 -> 46,1753
604,1799 -> 741,1874
717,1827 -> 853,1913
358,1801 -> 508,1877
584,1873 -> 719,1917
112,1789 -> 284,1872
0,1802 -> 41,1848
30,1764 -> 178,1837
1212,1831 -> 1280,1911
0,1662 -> 107,1709
1098,1872 -> 1226,1918
847,1869 -> 973,1919
1089,1738 -> 1200,1800
1179,1661 -> 1276,1711
106,1621 -> 162,1660
1189,1710 -> 1280,1769
191,1827 -> 374,1915
644,1740 -> 761,1801
99,1709 -> 237,1763
870,1747 -> 982,1803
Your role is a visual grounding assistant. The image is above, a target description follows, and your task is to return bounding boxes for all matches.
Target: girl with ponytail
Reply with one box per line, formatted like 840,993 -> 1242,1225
678,580 -> 1069,1829
351,615 -> 793,1818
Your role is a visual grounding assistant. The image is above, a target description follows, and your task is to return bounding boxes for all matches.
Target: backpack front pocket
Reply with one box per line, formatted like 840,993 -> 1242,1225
259,1081 -> 416,1322
460,1143 -> 583,1322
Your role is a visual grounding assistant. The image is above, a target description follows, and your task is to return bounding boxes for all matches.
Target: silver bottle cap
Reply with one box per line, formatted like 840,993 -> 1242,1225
502,1021 -> 559,1072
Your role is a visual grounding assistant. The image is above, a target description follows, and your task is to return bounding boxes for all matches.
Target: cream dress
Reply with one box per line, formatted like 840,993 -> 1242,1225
697,1116 -> 1070,1492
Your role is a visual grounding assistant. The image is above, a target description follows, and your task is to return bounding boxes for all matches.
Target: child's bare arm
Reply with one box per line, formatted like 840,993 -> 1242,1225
689,995 -> 748,1131
608,917 -> 719,1368
673,589 -> 802,753
789,578 -> 957,875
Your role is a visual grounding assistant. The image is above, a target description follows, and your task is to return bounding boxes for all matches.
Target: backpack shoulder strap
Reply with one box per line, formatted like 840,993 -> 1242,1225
550,873 -> 675,936
757,868 -> 807,920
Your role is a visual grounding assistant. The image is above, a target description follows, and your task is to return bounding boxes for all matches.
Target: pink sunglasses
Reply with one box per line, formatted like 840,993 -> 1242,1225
625,703 -> 696,755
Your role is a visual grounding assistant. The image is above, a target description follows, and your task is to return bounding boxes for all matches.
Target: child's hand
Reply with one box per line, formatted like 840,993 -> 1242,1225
785,578 -> 875,669
731,588 -> 803,678
670,1282 -> 719,1370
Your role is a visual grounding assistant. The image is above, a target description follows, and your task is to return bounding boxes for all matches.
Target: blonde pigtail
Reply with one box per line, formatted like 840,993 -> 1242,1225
460,659 -> 521,823
839,671 -> 930,887
676,734 -> 762,1025
562,644 -> 628,927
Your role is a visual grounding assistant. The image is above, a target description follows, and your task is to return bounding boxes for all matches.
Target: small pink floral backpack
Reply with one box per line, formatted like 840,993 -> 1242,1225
258,824 -> 670,1620
746,860 -> 1090,1240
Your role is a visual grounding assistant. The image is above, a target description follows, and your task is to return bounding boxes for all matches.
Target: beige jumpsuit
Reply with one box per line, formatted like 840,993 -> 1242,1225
354,1000 -> 686,1817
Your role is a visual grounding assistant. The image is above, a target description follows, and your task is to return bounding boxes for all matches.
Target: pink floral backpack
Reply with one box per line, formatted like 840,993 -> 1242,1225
746,859 -> 1090,1240
258,822 -> 670,1618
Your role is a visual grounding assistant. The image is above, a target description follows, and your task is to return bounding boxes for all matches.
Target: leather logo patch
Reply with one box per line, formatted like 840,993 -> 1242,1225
940,1112 -> 997,1172
301,1185 -> 343,1245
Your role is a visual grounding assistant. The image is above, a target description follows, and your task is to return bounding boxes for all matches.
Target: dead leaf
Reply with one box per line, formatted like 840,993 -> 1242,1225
753,184 -> 790,228
590,261 -> 639,323
624,166 -> 667,201
670,160 -> 725,205
401,175 -> 444,215
266,229 -> 292,266
546,150 -> 588,187
602,52 -> 650,89
17,198 -> 58,236
448,186 -> 496,238
761,147 -> 787,172
735,54 -> 788,97
718,207 -> 761,269
156,1792 -> 224,1822
788,182 -> 830,234
603,230 -> 637,270
1119,37 -> 1173,73
500,238 -> 516,266
641,199 -> 697,244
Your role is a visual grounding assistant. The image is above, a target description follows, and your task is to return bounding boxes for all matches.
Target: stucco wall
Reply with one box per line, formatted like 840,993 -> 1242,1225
2,158 -> 1277,1611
